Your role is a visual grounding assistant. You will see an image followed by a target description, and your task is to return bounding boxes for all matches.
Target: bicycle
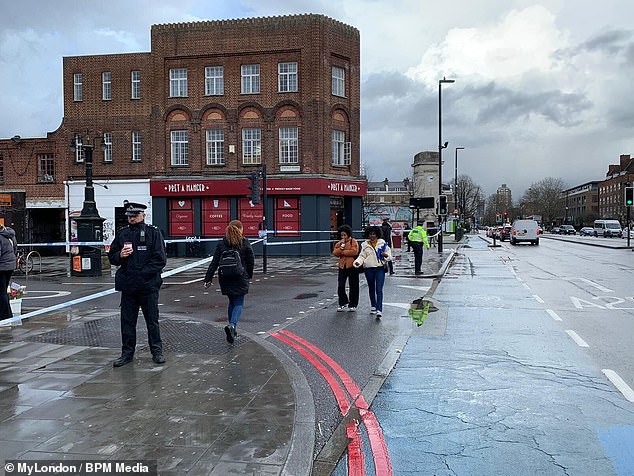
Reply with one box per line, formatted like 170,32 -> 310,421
16,250 -> 34,273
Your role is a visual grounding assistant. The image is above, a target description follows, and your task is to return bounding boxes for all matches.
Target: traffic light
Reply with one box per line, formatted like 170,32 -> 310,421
438,195 -> 448,216
503,211 -> 508,222
625,186 -> 634,207
247,172 -> 261,204
496,214 -> 501,223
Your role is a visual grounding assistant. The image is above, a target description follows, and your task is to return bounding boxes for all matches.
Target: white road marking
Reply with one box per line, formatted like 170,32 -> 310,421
23,291 -> 72,300
516,277 -> 524,283
546,309 -> 562,321
533,294 -> 545,304
397,285 -> 432,291
565,277 -> 613,293
384,302 -> 412,310
602,369 -> 634,403
565,330 -> 589,347
523,283 -> 531,290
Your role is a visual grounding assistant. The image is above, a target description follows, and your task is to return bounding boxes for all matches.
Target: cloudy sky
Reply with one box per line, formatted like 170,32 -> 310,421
1,0 -> 633,198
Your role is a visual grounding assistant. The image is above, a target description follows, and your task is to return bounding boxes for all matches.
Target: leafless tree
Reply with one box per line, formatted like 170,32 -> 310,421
456,174 -> 485,220
520,177 -> 566,227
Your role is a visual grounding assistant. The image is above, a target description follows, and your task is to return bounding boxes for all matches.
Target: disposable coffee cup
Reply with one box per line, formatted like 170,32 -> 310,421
123,242 -> 133,252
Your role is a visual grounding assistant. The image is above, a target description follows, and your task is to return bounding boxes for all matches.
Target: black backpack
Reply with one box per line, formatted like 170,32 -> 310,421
218,248 -> 244,278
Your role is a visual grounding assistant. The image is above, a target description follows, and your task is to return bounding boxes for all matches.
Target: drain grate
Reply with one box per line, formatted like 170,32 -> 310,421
25,316 -> 245,355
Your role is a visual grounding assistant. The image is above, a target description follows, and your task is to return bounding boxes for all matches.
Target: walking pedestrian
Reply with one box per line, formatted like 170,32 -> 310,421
353,225 -> 392,318
332,225 -> 359,312
408,221 -> 430,275
0,224 -> 17,320
380,218 -> 395,275
204,220 -> 254,343
108,201 -> 167,367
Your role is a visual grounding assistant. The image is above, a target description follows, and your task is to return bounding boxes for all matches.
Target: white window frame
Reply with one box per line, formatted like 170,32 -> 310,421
278,62 -> 298,93
279,127 -> 298,164
206,129 -> 225,165
102,72 -> 111,100
132,131 -> 141,161
103,133 -> 112,162
131,71 -> 141,99
242,128 -> 261,165
205,66 -> 224,96
332,130 -> 351,166
73,73 -> 83,101
332,66 -> 345,97
74,134 -> 85,163
169,68 -> 188,97
241,64 -> 260,94
38,153 -> 55,182
170,130 -> 189,166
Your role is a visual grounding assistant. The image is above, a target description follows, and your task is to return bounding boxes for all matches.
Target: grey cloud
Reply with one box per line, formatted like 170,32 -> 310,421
464,82 -> 592,127
556,29 -> 634,61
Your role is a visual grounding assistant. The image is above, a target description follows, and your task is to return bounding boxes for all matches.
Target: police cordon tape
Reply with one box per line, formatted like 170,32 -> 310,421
15,227 -> 440,249
0,255 -> 220,326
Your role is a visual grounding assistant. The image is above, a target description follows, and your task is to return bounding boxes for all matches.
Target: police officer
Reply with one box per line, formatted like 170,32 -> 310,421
108,201 -> 167,367
407,221 -> 430,275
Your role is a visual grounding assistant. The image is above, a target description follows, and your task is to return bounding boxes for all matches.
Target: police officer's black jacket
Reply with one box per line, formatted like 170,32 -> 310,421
204,237 -> 254,296
108,222 -> 166,293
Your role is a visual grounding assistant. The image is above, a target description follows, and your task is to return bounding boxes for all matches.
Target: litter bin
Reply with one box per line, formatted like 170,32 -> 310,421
71,247 -> 102,277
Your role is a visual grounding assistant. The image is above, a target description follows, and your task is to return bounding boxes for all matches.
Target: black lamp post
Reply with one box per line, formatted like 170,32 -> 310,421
69,134 -> 106,277
454,146 -> 464,220
438,77 -> 455,253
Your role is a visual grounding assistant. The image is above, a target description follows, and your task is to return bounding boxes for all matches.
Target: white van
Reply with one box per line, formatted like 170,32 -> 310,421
510,219 -> 540,245
593,220 -> 622,238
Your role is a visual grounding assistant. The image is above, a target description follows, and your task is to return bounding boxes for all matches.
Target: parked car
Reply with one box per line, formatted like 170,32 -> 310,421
622,228 -> 633,239
579,226 -> 594,236
550,227 -> 561,234
560,225 -> 576,235
510,219 -> 540,245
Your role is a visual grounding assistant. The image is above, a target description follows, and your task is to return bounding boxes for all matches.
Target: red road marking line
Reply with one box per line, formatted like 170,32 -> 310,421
347,421 -> 365,476
277,330 -> 393,476
271,333 -> 351,416
271,332 -> 364,475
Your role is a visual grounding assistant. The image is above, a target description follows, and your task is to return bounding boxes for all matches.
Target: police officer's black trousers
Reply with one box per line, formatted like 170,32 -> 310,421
120,291 -> 162,357
411,243 -> 424,273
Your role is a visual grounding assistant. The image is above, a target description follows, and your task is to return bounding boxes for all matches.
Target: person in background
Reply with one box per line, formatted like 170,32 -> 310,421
380,218 -> 395,275
332,225 -> 359,312
108,201 -> 167,367
408,221 -> 430,275
353,225 -> 392,318
402,222 -> 412,252
204,220 -> 255,343
0,224 -> 17,320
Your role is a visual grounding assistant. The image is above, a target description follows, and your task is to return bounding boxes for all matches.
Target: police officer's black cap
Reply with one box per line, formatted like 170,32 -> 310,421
124,200 -> 147,216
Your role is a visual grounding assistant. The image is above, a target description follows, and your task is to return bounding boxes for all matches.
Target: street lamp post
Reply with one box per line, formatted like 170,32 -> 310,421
69,134 -> 106,277
438,77 -> 455,253
454,146 -> 464,219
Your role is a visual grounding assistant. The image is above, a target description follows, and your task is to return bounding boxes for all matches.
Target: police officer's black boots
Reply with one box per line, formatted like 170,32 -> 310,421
113,354 -> 134,367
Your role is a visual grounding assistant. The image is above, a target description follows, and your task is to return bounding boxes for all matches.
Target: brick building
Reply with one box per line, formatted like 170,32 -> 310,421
598,154 -> 634,222
0,14 -> 364,255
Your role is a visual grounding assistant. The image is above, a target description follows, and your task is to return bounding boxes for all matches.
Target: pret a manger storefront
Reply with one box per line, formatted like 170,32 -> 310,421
150,176 -> 366,256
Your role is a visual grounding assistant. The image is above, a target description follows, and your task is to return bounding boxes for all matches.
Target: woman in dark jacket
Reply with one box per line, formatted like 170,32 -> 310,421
0,225 -> 17,320
204,220 -> 254,343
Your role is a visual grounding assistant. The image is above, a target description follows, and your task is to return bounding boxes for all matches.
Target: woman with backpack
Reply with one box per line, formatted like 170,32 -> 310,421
0,224 -> 17,321
204,220 -> 255,343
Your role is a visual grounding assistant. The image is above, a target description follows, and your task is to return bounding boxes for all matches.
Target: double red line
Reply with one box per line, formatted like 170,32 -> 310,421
272,330 -> 392,476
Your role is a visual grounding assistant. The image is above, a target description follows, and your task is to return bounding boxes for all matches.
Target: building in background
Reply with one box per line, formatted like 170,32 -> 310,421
561,181 -> 599,227
598,154 -> 633,223
0,14 -> 365,256
495,183 -> 513,216
364,177 -> 412,246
